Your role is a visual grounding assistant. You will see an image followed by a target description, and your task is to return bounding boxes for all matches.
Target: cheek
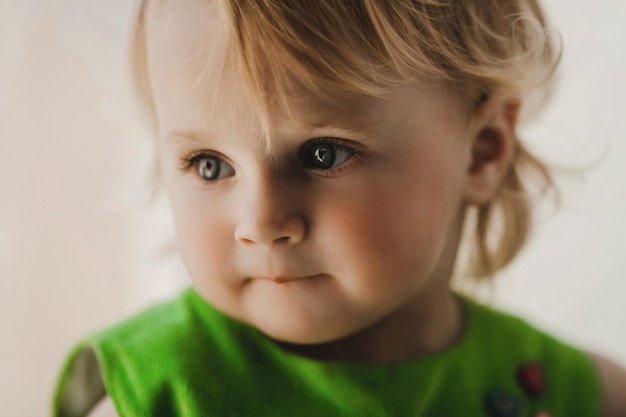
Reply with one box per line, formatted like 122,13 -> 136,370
316,186 -> 440,269
313,165 -> 463,289
168,188 -> 234,274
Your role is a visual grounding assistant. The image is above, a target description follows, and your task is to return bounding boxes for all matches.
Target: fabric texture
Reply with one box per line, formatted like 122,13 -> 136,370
53,288 -> 601,417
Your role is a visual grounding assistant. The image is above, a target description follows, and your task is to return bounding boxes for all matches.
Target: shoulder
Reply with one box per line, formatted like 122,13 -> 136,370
465,296 -> 586,357
53,288 -> 216,417
466,297 -> 594,369
589,352 -> 626,417
463,296 -> 574,356
461,296 -> 604,414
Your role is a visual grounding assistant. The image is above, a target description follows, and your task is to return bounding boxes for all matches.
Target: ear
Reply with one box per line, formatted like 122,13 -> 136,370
463,94 -> 520,205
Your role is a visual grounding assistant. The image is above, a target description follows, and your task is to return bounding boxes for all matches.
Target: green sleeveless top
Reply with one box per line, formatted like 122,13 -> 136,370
53,288 -> 601,417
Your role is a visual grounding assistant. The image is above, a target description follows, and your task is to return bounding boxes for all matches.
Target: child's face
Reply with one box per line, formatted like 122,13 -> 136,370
147,1 -> 475,345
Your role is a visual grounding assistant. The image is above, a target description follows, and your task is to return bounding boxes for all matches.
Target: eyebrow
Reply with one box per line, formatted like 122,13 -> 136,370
165,116 -> 384,147
303,118 -> 383,139
166,130 -> 214,146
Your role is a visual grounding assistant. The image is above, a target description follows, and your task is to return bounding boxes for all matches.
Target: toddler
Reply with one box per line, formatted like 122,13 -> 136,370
53,0 -> 626,416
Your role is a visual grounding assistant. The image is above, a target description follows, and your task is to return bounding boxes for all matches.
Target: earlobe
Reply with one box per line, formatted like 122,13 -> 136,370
464,95 -> 520,205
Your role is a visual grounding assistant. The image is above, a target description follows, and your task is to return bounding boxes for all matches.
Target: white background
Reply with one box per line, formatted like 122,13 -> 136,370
1,0 -> 625,415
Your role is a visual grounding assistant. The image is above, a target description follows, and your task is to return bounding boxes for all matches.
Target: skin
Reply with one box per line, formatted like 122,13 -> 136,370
88,0 -> 626,415
147,0 -> 498,360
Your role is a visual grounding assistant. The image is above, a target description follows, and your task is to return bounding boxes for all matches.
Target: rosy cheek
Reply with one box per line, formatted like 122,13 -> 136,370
316,193 -> 400,264
325,177 -> 448,270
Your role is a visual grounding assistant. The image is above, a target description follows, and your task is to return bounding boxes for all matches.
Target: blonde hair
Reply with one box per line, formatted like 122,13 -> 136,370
131,0 -> 559,280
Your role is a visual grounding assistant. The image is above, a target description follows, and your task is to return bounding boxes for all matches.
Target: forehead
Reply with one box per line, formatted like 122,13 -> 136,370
146,1 -> 377,133
144,0 -> 467,140
145,0 -> 234,125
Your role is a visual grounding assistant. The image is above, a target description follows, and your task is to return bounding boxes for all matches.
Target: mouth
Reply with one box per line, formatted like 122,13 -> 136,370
255,273 -> 325,285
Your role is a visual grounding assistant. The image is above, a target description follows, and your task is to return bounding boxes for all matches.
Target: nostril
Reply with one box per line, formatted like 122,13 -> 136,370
234,214 -> 306,246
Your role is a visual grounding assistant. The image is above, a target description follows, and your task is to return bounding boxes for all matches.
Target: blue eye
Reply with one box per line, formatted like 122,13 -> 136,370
193,154 -> 235,181
303,140 -> 356,170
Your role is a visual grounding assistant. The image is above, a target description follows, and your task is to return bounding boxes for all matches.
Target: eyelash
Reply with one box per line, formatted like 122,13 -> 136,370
179,152 -> 234,182
301,138 -> 359,177
180,152 -> 207,171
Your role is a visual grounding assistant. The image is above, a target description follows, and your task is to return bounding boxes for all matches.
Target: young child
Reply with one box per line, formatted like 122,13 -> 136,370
53,0 -> 626,416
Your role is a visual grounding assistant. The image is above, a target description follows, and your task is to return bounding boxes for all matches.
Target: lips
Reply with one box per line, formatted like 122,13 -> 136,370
255,273 -> 325,284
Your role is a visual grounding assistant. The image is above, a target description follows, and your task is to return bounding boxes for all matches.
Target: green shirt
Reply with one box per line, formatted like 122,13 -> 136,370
53,288 -> 601,416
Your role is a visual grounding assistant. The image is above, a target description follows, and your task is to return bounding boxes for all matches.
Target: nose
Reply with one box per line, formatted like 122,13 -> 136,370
234,173 -> 306,247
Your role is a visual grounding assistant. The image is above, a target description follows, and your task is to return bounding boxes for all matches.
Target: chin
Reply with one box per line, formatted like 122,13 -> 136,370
257,325 -> 329,345
251,315 -> 361,347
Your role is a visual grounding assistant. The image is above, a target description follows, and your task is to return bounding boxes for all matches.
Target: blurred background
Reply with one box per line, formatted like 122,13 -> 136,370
1,0 -> 625,415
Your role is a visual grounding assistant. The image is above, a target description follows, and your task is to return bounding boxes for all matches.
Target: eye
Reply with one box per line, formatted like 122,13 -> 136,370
302,139 -> 356,170
189,154 -> 235,181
